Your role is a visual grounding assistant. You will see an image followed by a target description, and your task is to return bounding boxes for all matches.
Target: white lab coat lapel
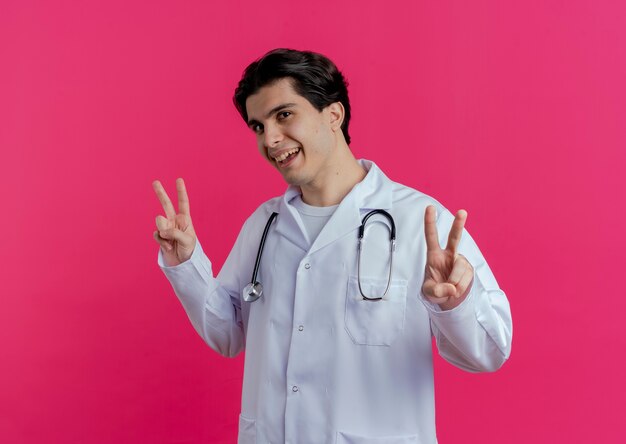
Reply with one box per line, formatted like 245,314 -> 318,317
274,187 -> 310,252
308,160 -> 393,256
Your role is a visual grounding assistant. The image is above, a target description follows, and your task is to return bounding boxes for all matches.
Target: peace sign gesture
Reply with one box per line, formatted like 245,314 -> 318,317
422,205 -> 475,311
152,178 -> 197,267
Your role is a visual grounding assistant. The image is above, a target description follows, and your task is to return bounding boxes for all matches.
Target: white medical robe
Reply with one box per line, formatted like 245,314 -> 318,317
158,159 -> 513,444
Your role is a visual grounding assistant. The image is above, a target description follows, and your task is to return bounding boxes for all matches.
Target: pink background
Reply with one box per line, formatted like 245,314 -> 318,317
2,0 -> 625,442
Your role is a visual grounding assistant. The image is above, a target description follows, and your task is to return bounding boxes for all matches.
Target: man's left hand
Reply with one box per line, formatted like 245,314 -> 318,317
421,205 -> 475,311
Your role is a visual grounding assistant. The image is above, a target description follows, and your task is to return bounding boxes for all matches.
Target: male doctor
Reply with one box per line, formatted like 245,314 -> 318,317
153,49 -> 512,444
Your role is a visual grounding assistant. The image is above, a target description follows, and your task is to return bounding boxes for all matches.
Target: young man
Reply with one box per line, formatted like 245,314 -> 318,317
153,49 -> 512,444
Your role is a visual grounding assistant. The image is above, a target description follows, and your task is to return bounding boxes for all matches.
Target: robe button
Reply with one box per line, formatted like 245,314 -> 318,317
298,325 -> 304,331
304,263 -> 311,269
292,385 -> 299,392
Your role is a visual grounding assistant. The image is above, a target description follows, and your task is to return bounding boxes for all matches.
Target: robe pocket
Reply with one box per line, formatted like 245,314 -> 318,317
336,430 -> 420,443
237,414 -> 256,444
344,275 -> 408,346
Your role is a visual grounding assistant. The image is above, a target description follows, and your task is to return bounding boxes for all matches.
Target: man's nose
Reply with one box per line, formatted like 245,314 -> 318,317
263,123 -> 283,148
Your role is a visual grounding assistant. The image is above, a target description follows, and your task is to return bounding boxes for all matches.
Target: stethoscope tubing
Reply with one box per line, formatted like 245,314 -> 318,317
244,209 -> 395,302
249,212 -> 278,287
357,210 -> 396,301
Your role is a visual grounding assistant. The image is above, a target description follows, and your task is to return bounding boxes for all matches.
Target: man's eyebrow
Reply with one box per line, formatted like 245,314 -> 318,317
247,103 -> 297,126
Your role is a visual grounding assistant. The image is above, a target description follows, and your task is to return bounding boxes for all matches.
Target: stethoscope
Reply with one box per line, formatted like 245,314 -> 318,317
242,210 -> 396,303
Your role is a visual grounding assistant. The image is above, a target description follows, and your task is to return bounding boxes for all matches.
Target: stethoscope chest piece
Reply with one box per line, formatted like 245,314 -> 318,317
243,282 -> 263,302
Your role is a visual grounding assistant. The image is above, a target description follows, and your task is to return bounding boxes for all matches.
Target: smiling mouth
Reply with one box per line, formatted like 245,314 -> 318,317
274,147 -> 301,167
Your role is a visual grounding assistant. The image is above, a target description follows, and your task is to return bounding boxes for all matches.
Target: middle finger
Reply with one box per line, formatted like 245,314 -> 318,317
445,209 -> 467,253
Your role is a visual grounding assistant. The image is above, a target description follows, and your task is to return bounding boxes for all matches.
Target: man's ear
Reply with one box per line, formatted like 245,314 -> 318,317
327,102 -> 345,132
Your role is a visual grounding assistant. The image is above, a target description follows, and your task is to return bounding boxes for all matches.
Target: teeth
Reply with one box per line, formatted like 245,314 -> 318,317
275,148 -> 299,162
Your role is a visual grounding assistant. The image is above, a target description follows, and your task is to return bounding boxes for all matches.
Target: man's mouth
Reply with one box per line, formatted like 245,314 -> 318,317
273,147 -> 301,167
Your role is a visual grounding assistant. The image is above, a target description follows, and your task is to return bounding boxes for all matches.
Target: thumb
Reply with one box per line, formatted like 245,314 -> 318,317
158,226 -> 192,246
155,215 -> 170,231
423,280 -> 455,299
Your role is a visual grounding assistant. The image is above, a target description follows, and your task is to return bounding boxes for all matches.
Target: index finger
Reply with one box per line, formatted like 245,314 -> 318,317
176,178 -> 191,216
152,180 -> 176,219
445,209 -> 467,253
424,205 -> 441,252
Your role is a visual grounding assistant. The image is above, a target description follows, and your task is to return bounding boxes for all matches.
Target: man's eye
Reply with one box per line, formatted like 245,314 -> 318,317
252,124 -> 263,133
278,111 -> 291,119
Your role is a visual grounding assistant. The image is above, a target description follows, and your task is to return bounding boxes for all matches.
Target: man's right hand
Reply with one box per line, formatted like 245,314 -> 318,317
152,178 -> 197,266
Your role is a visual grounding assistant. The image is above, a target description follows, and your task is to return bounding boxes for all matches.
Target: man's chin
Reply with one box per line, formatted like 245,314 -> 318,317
282,176 -> 301,186
280,171 -> 306,187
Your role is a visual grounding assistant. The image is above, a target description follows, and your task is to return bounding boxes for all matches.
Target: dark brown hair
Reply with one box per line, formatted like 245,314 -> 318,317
233,48 -> 352,144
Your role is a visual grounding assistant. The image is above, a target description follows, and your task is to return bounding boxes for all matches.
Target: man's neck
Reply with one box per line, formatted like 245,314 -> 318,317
300,151 -> 367,207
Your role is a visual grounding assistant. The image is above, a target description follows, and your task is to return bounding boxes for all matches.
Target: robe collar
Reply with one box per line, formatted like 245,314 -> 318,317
274,159 -> 393,254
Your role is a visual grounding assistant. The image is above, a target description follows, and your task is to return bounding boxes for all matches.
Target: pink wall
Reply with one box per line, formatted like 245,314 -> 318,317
2,0 -> 625,442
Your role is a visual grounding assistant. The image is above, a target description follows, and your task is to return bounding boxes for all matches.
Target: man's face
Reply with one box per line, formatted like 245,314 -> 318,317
245,78 -> 339,188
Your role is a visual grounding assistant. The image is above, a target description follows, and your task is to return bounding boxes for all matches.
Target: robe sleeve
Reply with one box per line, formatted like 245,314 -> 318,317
157,219 -> 252,358
420,207 -> 513,372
